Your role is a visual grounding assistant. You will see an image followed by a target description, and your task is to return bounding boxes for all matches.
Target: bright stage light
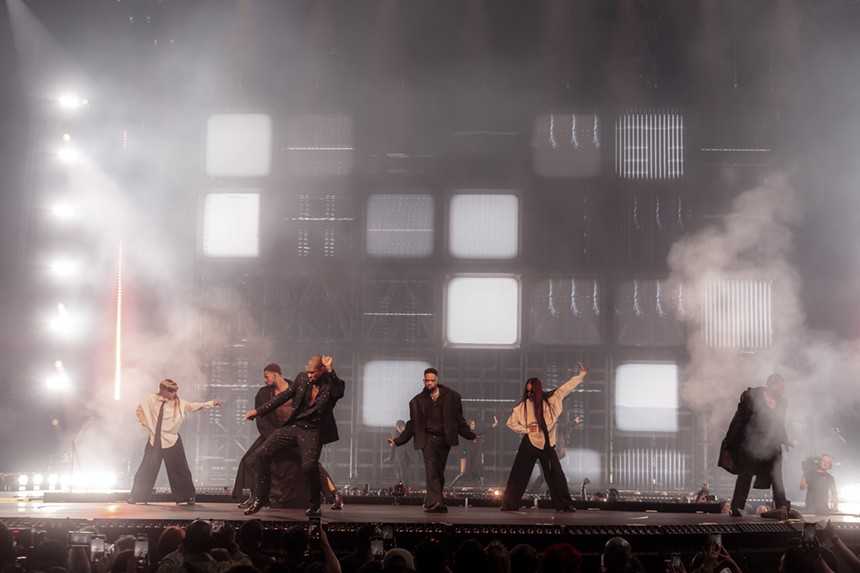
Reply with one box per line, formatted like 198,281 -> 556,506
57,146 -> 81,163
49,303 -> 74,335
46,360 -> 71,390
47,474 -> 59,487
32,474 -> 43,486
50,259 -> 78,277
52,203 -> 76,219
57,94 -> 87,109
17,474 -> 28,487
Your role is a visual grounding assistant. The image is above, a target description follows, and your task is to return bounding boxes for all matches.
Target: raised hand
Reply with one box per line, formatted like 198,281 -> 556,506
322,355 -> 334,372
577,360 -> 588,374
213,398 -> 223,407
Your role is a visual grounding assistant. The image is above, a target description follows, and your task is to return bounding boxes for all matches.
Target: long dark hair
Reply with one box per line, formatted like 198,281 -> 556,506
521,377 -> 556,431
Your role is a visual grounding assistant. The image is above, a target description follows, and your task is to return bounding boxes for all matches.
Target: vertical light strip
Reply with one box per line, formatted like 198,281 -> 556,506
113,241 -> 123,401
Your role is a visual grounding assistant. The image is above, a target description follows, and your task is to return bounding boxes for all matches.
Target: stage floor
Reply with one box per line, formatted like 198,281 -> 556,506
2,499 -> 859,526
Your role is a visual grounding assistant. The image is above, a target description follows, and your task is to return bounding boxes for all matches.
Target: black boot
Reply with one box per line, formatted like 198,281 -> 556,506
243,497 -> 269,515
237,497 -> 254,510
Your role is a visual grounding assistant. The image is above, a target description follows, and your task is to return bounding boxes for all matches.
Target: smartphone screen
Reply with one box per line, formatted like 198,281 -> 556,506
134,538 -> 149,559
307,517 -> 321,540
381,524 -> 394,540
708,533 -> 722,549
672,554 -> 681,568
68,531 -> 91,547
91,537 -> 105,555
371,538 -> 385,559
803,522 -> 816,543
210,520 -> 224,533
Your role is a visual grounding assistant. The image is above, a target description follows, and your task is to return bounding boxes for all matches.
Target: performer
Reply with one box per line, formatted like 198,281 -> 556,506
128,379 -> 222,505
243,355 -> 345,516
233,363 -> 343,510
388,368 -> 476,513
500,362 -> 588,512
449,416 -> 498,489
384,420 -> 421,489
718,374 -> 791,516
800,454 -> 839,515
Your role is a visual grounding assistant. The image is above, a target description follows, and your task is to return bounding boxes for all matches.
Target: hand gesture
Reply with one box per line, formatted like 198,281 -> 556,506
491,415 -> 498,428
213,398 -> 223,407
387,438 -> 396,445
245,410 -> 258,420
577,360 -> 588,374
528,423 -> 540,433
322,355 -> 334,372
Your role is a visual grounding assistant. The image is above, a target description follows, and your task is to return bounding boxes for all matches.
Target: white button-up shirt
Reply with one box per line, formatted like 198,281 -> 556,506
506,371 -> 586,450
135,393 -> 217,448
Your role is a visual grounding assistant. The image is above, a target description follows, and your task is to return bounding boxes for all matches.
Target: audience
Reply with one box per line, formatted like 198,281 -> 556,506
4,516 -> 860,573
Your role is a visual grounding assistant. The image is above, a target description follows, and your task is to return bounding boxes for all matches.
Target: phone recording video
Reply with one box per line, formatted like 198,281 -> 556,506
134,537 -> 149,559
210,520 -> 225,534
91,536 -> 106,558
307,516 -> 321,541
803,522 -> 817,544
671,553 -> 682,568
371,538 -> 385,560
68,531 -> 91,547
708,533 -> 722,549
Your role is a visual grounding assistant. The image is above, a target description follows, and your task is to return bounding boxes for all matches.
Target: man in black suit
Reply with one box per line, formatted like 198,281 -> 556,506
388,367 -> 476,513
243,354 -> 345,516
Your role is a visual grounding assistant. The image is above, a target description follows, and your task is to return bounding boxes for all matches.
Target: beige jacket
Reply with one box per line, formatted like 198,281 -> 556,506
506,371 -> 586,450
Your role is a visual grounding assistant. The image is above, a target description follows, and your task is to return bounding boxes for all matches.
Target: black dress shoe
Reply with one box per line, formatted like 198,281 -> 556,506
330,493 -> 343,510
126,498 -> 137,505
424,502 -> 448,513
176,497 -> 195,506
305,506 -> 322,517
556,505 -> 576,513
237,497 -> 253,510
730,508 -> 744,517
244,498 -> 269,515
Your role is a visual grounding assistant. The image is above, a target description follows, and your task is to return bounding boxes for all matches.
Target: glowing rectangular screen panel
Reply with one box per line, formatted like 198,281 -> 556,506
446,276 -> 519,346
615,111 -> 684,179
366,194 -> 434,257
615,363 -> 678,432
533,113 -> 601,177
449,193 -> 519,259
362,360 -> 431,427
202,193 -> 260,258
205,114 -> 272,177
286,113 -> 354,176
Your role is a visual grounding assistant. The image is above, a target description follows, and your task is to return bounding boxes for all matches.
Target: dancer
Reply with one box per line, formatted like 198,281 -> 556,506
719,373 -> 791,516
128,379 -> 222,505
388,367 -> 476,513
385,420 -> 421,489
450,416 -> 498,489
243,355 -> 345,516
233,363 -> 343,510
500,362 -> 588,511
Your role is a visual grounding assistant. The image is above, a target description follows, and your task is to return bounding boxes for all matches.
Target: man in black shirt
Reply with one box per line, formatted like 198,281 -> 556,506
800,454 -> 839,515
388,367 -> 476,512
243,355 -> 345,516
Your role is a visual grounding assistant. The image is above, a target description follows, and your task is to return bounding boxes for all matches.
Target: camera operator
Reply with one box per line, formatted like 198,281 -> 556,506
156,520 -> 250,573
800,455 -> 839,515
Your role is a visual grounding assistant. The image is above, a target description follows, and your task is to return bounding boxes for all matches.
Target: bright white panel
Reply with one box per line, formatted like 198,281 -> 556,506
362,360 -> 431,427
615,363 -> 678,432
446,276 -> 519,346
202,193 -> 260,258
449,193 -> 519,259
560,448 -> 603,482
205,114 -> 272,177
366,194 -> 434,257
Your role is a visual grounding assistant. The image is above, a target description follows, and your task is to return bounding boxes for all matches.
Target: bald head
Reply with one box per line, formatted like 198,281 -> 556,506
603,537 -> 632,571
306,355 -> 324,381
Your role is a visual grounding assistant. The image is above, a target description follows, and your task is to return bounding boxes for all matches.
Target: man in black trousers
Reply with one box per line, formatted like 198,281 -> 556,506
388,367 -> 476,513
243,355 -> 345,516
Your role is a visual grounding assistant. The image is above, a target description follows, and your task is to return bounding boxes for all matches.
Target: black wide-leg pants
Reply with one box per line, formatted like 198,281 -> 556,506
731,455 -> 788,512
421,434 -> 451,507
130,436 -> 195,502
502,435 -> 574,510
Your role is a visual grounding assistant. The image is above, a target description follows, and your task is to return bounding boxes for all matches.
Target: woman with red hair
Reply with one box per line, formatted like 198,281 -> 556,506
500,362 -> 588,511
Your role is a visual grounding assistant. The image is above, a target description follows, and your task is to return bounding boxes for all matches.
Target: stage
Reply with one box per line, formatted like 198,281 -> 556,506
4,494 -> 860,569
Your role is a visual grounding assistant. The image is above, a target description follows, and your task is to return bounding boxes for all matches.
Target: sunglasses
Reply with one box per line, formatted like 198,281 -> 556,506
160,387 -> 177,393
